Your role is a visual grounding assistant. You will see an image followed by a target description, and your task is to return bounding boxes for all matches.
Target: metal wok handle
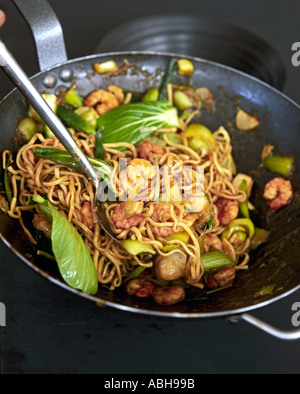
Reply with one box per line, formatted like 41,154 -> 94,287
228,313 -> 300,341
12,0 -> 68,71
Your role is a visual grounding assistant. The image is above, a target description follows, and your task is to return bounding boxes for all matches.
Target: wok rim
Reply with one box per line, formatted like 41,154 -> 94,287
1,50 -> 300,318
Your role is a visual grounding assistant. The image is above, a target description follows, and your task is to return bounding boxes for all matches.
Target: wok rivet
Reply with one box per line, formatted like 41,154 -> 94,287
59,68 -> 73,82
43,74 -> 57,88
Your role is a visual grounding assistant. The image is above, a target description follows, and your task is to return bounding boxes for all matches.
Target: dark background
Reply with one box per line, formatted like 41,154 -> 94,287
0,0 -> 300,374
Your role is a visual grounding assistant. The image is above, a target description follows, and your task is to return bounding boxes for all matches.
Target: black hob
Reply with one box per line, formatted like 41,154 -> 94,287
1,0 -> 300,374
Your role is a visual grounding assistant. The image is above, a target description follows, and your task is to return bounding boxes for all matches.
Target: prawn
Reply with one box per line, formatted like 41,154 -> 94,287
32,213 -> 52,239
139,141 -> 166,163
111,199 -> 144,230
125,278 -> 155,298
119,158 -> 155,201
215,198 -> 239,226
263,177 -> 293,210
152,285 -> 185,305
84,85 -> 124,115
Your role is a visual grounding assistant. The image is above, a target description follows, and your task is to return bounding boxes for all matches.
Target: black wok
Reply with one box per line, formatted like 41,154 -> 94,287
0,0 -> 299,339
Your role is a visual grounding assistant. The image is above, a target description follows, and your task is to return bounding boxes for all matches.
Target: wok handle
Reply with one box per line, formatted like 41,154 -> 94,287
228,313 -> 300,341
12,0 -> 68,71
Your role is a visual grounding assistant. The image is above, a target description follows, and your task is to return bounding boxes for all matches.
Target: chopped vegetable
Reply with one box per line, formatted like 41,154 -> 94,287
177,59 -> 194,75
236,108 -> 260,130
93,60 -> 118,74
97,101 -> 180,147
123,266 -> 146,283
239,180 -> 250,218
74,106 -> 99,128
57,105 -> 96,135
33,147 -> 113,187
28,94 -> 57,123
182,123 -> 216,153
64,88 -> 84,108
121,239 -> 156,256
95,131 -> 105,160
173,90 -> 193,110
17,117 -> 39,141
255,284 -> 276,297
250,228 -> 270,250
222,218 -> 255,240
202,249 -> 235,272
44,124 -> 55,139
142,88 -> 159,102
32,195 -> 98,295
158,58 -> 178,100
158,132 -> 182,145
162,231 -> 190,252
4,153 -> 12,203
263,153 -> 294,177
195,87 -> 214,110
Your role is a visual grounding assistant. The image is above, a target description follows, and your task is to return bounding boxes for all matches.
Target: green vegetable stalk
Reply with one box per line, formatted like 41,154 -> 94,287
202,249 -> 235,272
57,105 -> 96,135
239,180 -> 250,218
263,154 -> 294,177
4,153 -> 12,203
158,58 -> 178,100
32,195 -> 98,294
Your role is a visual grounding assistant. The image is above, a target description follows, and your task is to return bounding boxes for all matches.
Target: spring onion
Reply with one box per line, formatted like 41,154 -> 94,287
95,131 -> 105,160
28,94 -> 57,123
250,228 -> 270,250
97,101 -> 180,146
239,180 -> 250,218
121,239 -> 156,256
162,231 -> 190,252
202,249 -> 235,272
17,117 -> 39,141
64,88 -> 84,108
173,90 -> 193,110
123,266 -> 146,283
263,154 -> 294,177
222,218 -> 255,240
142,88 -> 159,102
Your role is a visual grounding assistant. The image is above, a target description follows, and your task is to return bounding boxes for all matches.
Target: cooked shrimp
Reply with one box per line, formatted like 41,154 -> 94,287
213,266 -> 236,287
215,198 -> 239,226
204,232 -> 223,252
81,201 -> 95,230
152,285 -> 185,305
139,141 -> 166,163
84,85 -> 123,115
32,213 -> 52,238
125,278 -> 155,298
119,158 -> 154,200
150,202 -> 197,238
154,252 -> 187,281
263,177 -> 293,210
111,199 -> 144,230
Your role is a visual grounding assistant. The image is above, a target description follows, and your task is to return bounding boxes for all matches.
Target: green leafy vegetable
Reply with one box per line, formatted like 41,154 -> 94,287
57,105 -> 96,135
95,131 -> 105,160
33,148 -> 113,186
123,266 -> 146,283
158,58 -> 178,100
239,180 -> 250,218
32,195 -> 98,294
97,100 -> 180,147
202,249 -> 235,272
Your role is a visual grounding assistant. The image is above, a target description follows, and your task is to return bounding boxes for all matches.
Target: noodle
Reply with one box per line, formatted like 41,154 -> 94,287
1,76 -> 255,303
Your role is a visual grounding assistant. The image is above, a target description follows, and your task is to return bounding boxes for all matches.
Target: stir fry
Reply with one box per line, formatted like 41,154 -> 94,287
1,58 -> 294,306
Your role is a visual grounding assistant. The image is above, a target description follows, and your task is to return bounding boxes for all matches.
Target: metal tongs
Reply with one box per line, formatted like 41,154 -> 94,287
0,39 -> 119,243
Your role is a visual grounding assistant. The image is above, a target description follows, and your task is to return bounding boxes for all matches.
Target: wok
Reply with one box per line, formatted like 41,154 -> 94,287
0,0 -> 299,340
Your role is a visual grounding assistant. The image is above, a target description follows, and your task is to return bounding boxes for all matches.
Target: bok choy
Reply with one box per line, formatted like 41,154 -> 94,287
32,195 -> 98,295
97,100 -> 180,146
